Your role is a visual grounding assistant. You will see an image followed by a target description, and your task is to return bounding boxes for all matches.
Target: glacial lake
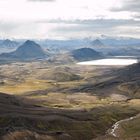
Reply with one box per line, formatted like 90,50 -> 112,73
77,57 -> 138,66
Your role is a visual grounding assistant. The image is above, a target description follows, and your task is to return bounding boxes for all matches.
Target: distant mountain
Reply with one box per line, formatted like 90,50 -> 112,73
108,48 -> 140,56
70,48 -> 102,61
0,39 -> 19,48
91,39 -> 105,47
0,40 -> 47,60
99,36 -> 140,47
48,48 -> 103,64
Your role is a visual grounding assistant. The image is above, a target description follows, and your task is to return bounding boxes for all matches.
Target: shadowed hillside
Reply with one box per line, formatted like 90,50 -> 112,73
0,92 -> 139,140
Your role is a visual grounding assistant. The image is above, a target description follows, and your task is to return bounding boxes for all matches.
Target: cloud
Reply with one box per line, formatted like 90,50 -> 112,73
111,0 -> 140,12
0,0 -> 140,39
39,19 -> 140,27
43,19 -> 140,38
0,18 -> 140,39
0,20 -> 51,39
0,21 -> 18,33
133,14 -> 140,19
28,0 -> 55,2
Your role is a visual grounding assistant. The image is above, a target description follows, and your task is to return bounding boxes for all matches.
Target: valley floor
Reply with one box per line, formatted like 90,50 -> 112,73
0,61 -> 139,140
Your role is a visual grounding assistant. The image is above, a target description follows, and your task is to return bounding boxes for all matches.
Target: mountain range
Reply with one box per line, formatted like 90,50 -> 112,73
49,47 -> 103,64
0,39 -> 19,48
91,39 -> 105,47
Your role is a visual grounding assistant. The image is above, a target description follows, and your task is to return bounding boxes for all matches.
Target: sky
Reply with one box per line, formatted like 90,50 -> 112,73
0,0 -> 140,39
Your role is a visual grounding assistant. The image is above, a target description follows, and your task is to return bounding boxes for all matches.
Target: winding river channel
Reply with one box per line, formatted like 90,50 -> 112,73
108,114 -> 140,137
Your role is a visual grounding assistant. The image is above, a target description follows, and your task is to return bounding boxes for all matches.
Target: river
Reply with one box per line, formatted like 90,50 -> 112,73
108,114 -> 140,137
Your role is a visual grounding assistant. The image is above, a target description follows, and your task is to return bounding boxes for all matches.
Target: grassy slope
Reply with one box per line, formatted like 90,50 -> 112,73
0,62 -> 139,140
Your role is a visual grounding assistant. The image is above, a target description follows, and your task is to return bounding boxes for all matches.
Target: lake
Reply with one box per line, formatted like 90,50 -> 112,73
77,57 -> 138,66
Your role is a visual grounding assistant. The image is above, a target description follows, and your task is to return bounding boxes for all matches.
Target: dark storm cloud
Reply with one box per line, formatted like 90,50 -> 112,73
111,0 -> 140,12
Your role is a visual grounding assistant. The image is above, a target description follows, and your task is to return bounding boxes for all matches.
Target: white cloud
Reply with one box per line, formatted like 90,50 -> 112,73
0,0 -> 139,39
0,0 -> 129,20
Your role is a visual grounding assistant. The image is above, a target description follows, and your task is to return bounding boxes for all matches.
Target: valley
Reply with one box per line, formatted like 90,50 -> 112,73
0,39 -> 139,140
0,0 -> 140,139
0,56 -> 139,140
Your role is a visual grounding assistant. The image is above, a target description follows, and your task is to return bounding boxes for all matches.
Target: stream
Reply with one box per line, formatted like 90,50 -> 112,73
109,113 -> 140,137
